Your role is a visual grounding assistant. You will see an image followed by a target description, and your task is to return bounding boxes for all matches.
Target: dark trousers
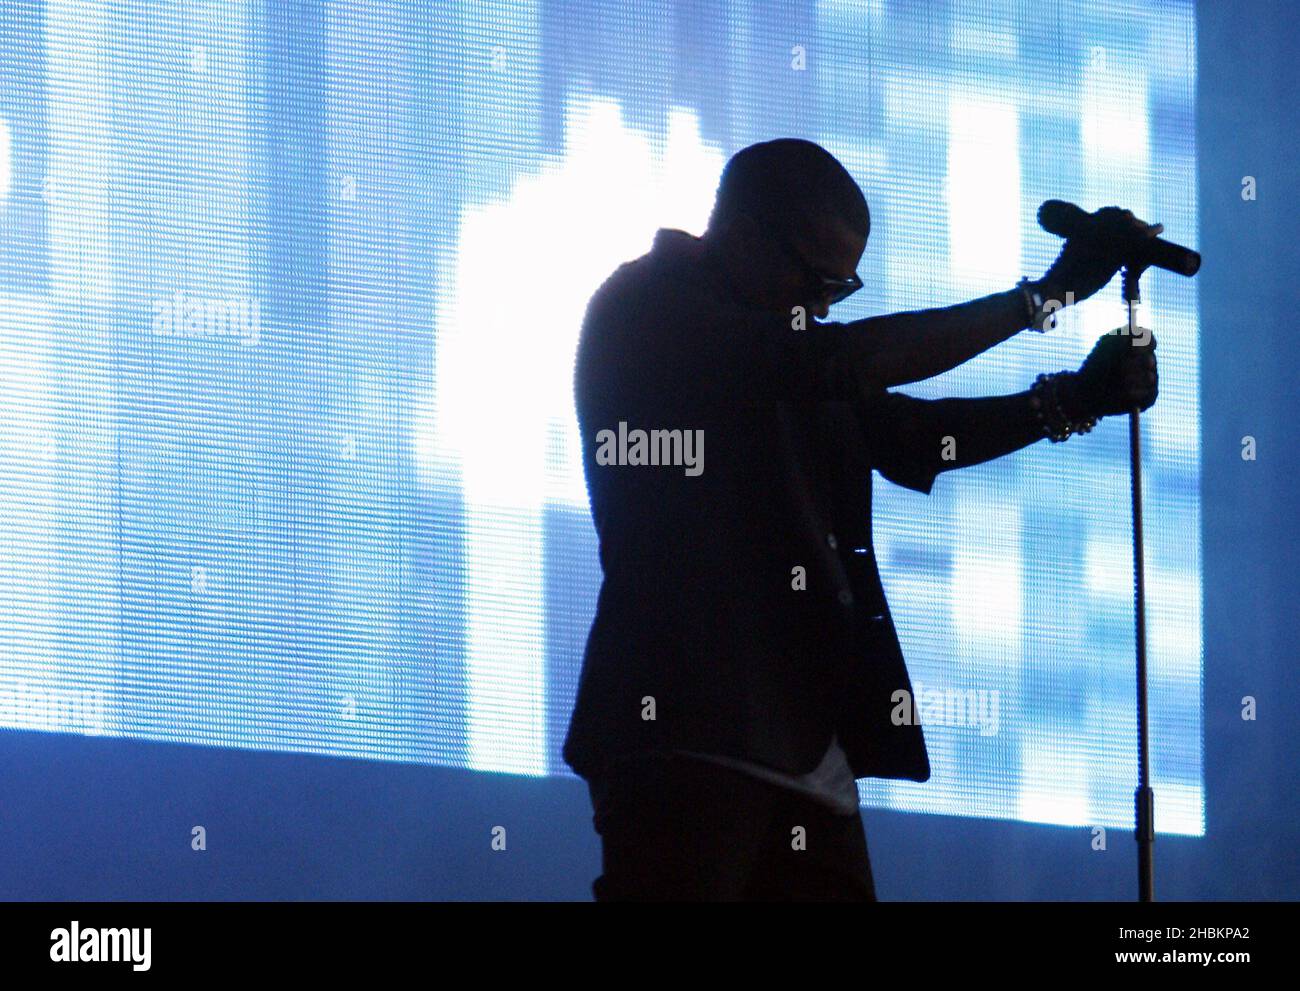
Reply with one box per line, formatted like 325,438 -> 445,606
587,752 -> 876,901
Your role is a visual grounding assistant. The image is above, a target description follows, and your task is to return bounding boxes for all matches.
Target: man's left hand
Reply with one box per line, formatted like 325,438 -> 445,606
1061,329 -> 1159,419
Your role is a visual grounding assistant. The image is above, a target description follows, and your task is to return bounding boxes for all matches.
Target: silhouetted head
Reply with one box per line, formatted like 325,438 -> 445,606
701,138 -> 869,320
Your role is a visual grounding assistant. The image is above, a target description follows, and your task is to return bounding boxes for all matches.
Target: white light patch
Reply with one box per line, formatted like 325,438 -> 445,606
946,95 -> 1021,287
1084,535 -> 1132,600
427,93 -> 723,774
1017,734 -> 1091,826
1079,56 -> 1152,341
952,498 -> 1023,647
1153,781 -> 1204,836
1148,567 -> 1203,682
1081,58 -> 1151,164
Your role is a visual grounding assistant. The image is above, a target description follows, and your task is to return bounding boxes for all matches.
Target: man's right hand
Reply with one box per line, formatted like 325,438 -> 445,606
1035,206 -> 1164,306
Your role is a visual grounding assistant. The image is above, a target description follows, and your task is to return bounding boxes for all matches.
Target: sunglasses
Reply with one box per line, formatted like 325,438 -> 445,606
765,224 -> 864,305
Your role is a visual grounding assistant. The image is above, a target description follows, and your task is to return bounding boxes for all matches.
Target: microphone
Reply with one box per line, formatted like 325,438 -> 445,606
1037,199 -> 1201,277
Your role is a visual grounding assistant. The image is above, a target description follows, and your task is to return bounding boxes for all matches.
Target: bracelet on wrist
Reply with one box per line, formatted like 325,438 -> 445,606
1017,277 -> 1054,333
1029,371 -> 1098,442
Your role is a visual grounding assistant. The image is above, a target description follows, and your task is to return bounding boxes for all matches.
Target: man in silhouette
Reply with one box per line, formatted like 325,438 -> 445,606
564,138 -> 1160,901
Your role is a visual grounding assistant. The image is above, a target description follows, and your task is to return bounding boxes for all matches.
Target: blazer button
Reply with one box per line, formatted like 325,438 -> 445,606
837,588 -> 854,606
826,533 -> 838,550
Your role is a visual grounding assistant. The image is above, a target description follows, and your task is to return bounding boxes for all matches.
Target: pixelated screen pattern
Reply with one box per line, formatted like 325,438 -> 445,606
0,0 -> 1200,833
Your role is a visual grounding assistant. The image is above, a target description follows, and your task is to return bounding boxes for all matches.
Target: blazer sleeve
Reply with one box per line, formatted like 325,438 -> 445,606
856,390 -> 946,495
857,387 -> 1047,495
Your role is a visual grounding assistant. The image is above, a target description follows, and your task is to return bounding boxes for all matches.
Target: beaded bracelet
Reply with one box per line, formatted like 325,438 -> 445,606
1029,371 -> 1098,442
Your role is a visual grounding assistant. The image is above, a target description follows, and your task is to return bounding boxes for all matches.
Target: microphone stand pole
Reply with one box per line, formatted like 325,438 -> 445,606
1122,264 -> 1155,903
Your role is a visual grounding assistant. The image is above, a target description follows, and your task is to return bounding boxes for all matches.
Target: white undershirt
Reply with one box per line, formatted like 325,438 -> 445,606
671,734 -> 861,816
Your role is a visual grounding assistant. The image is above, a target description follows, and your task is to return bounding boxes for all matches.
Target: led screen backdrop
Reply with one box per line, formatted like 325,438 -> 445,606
0,0 -> 1201,833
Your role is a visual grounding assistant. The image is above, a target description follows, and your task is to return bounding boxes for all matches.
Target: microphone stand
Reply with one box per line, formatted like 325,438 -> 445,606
1122,263 -> 1156,902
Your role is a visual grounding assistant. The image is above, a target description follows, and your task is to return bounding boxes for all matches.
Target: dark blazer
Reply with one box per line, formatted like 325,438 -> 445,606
562,228 -> 1031,783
